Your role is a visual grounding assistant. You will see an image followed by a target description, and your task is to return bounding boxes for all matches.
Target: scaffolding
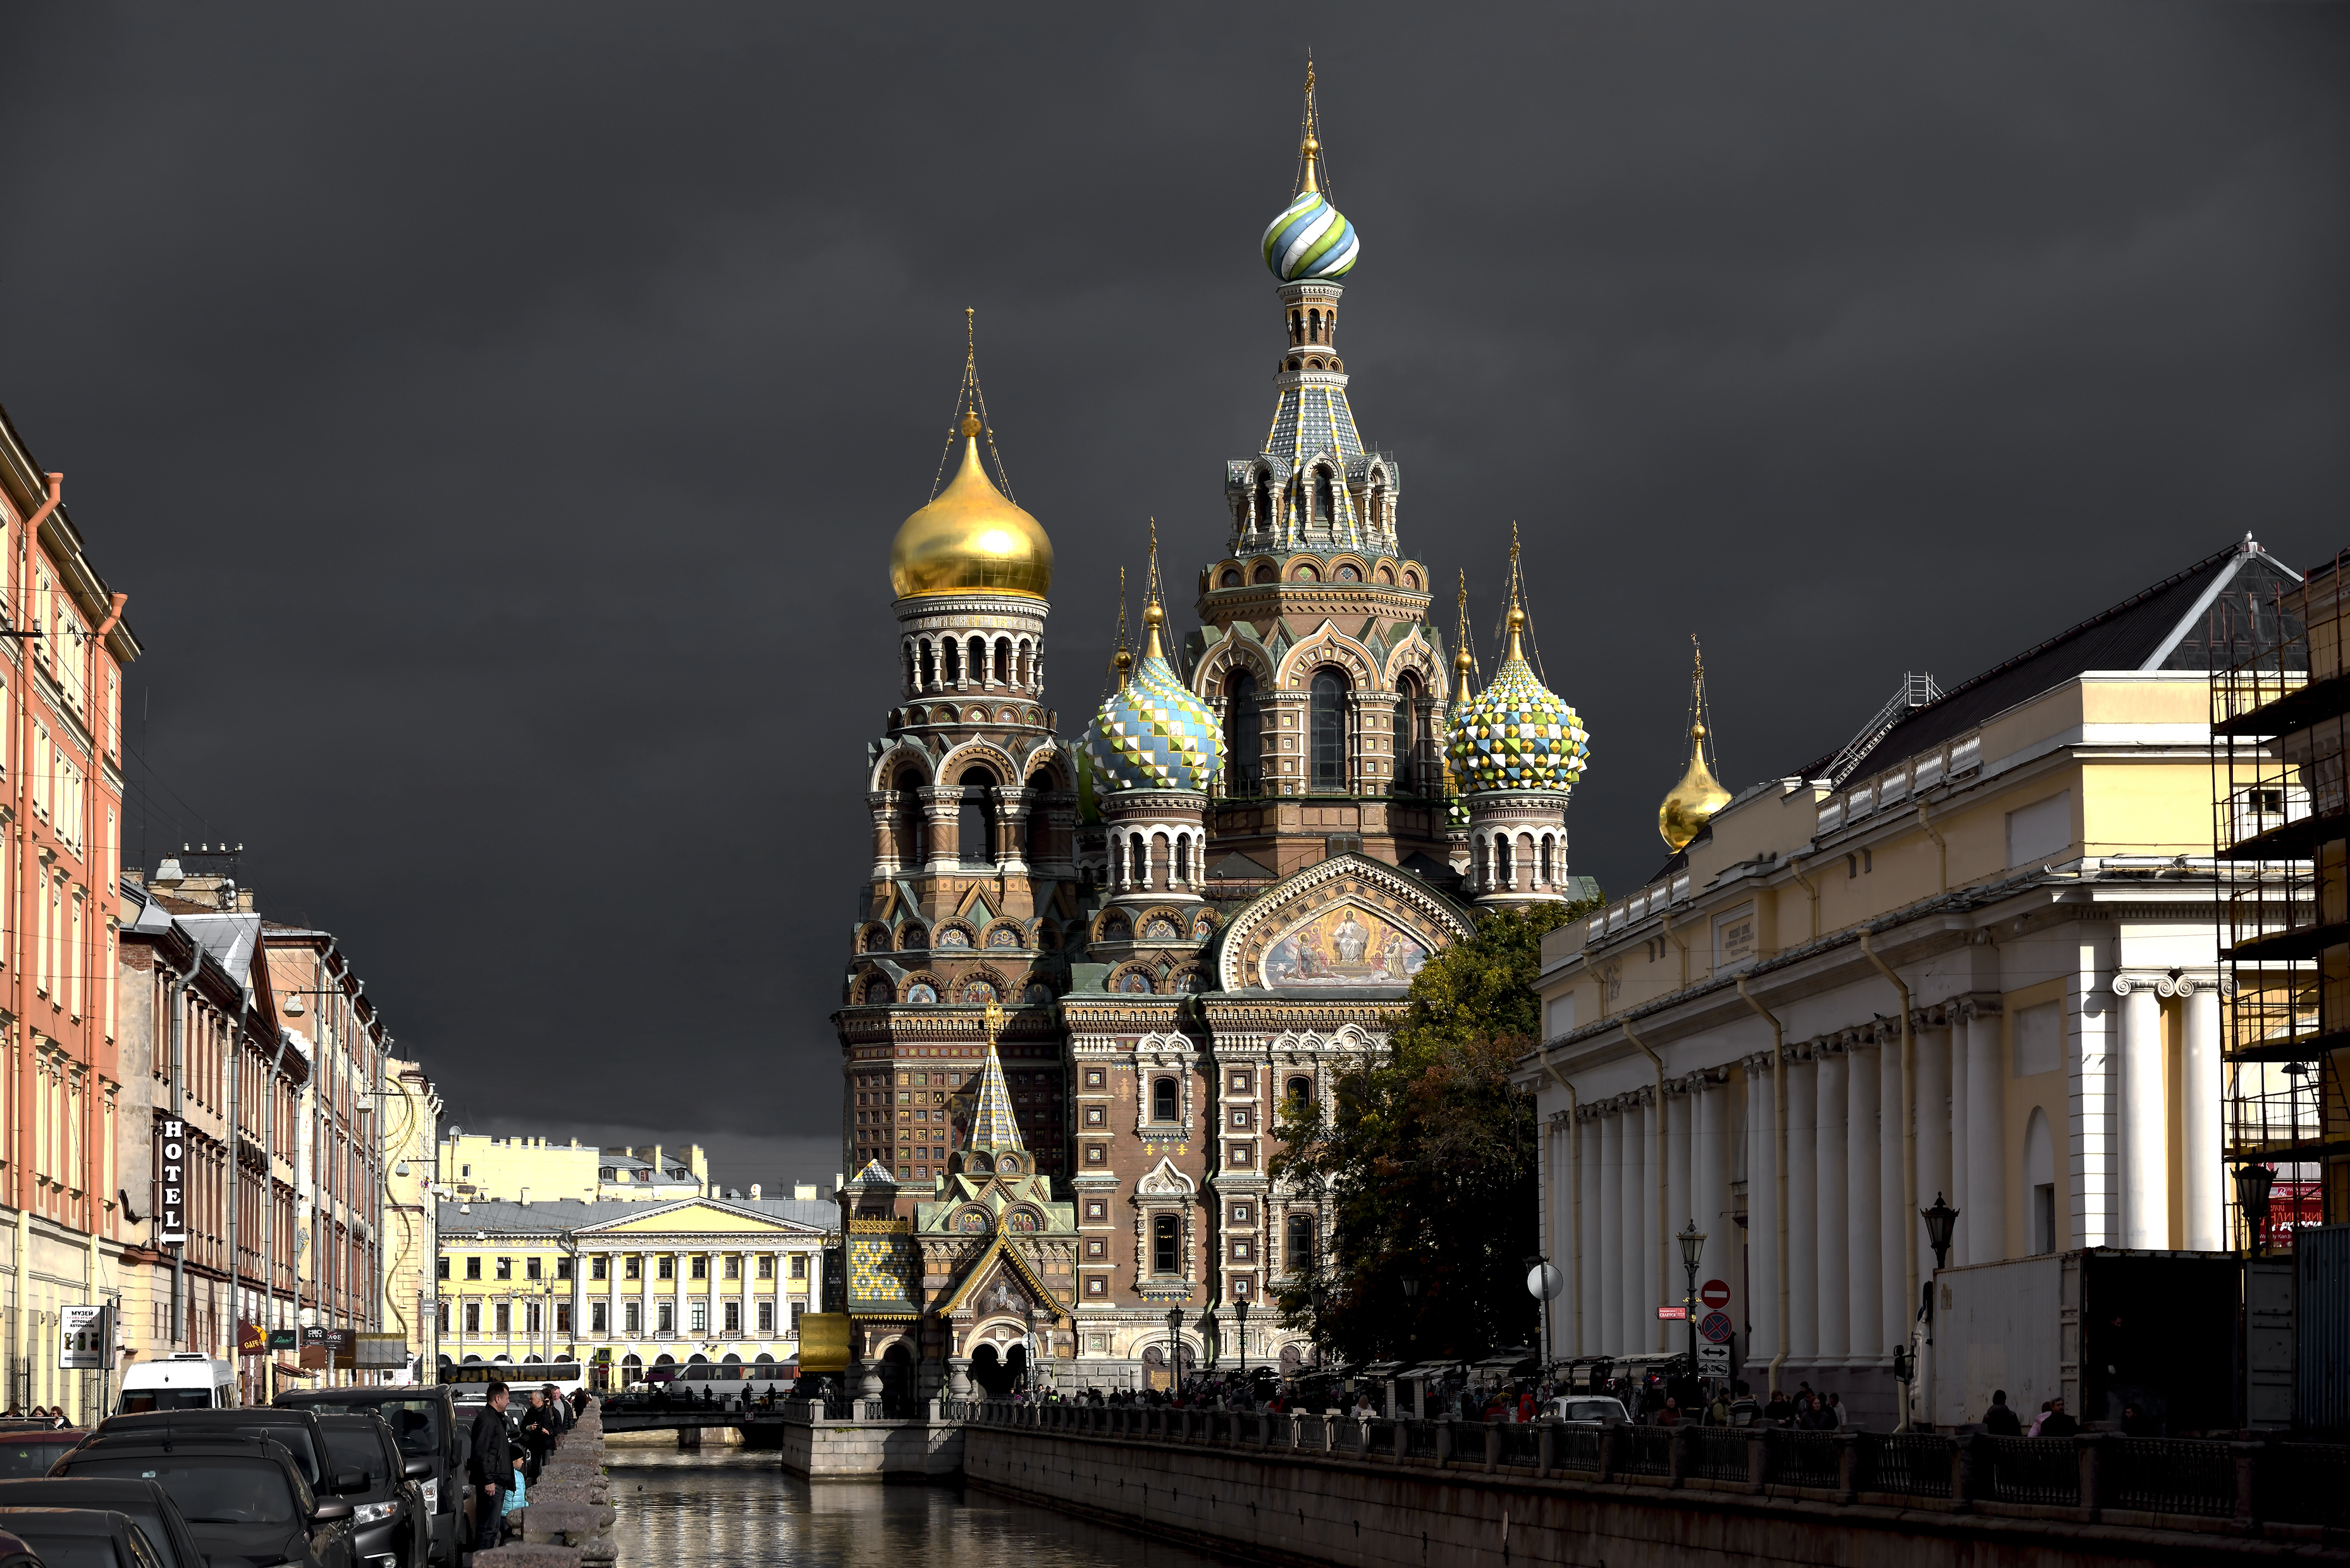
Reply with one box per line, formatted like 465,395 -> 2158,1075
2212,551 -> 2350,1251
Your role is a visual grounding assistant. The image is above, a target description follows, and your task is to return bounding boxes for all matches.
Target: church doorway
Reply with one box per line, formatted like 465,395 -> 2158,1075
1005,1344 -> 1029,1391
969,1343 -> 1011,1397
881,1342 -> 914,1418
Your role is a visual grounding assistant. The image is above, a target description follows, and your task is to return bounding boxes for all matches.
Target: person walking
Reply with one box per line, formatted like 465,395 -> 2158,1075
468,1381 -> 515,1553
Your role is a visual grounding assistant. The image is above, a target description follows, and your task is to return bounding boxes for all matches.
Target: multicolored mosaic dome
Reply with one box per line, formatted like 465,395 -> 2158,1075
1448,620 -> 1590,795
1263,188 -> 1359,283
1083,618 -> 1224,794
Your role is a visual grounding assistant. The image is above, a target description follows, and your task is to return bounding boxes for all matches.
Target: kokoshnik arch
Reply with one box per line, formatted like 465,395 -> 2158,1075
830,71 -> 1592,1401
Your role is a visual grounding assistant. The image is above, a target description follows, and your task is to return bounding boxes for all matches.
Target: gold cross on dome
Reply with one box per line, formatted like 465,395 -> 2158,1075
983,1000 -> 1005,1050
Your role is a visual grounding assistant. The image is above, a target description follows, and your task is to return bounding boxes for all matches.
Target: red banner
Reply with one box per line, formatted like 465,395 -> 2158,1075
237,1321 -> 267,1357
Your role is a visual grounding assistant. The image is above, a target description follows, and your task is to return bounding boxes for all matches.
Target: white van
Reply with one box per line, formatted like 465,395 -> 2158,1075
116,1352 -> 235,1412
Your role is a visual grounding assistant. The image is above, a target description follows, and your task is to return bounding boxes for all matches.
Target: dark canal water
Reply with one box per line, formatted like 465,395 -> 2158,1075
608,1452 -> 1245,1568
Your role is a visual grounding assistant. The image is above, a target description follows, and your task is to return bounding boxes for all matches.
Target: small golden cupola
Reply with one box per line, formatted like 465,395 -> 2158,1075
1658,636 -> 1733,852
889,314 -> 1054,601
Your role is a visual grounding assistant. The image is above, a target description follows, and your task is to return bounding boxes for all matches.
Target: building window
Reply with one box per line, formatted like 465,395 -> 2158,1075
1286,1213 -> 1314,1271
464,1302 -> 481,1334
657,1256 -> 675,1282
690,1256 -> 708,1281
591,1256 -> 608,1281
556,1304 -> 572,1333
438,1301 -> 450,1333
557,1258 -> 574,1281
758,1255 -> 776,1280
625,1255 -> 642,1282
1310,670 -> 1347,790
758,1301 -> 775,1334
1226,672 -> 1261,792
495,1258 -> 511,1282
792,1303 -> 806,1333
723,1302 -> 741,1335
437,1258 -> 450,1280
722,1255 -> 739,1280
790,1255 -> 808,1280
657,1302 -> 675,1334
1286,1076 -> 1312,1112
495,1302 -> 512,1334
465,1258 -> 482,1281
1153,1215 -> 1179,1275
689,1303 -> 708,1333
526,1257 -> 541,1281
591,1302 -> 608,1334
624,1302 -> 641,1335
1152,1078 -> 1178,1123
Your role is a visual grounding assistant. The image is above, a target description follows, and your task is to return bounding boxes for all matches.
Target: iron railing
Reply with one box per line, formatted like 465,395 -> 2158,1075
1985,1436 -> 2080,1507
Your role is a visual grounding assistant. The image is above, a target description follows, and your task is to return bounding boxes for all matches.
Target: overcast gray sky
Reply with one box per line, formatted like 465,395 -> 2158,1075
3,3 -> 2343,1189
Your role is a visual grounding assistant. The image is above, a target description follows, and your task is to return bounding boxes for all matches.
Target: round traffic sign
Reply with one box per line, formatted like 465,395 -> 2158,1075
1701,1278 -> 1731,1310
1699,1311 -> 1735,1345
1525,1263 -> 1564,1301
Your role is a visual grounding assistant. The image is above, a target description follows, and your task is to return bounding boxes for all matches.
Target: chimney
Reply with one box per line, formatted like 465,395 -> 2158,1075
749,1184 -> 761,1201
518,1187 -> 529,1205
793,1184 -> 817,1202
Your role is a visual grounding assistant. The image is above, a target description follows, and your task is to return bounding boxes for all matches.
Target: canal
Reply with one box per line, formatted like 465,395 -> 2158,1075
608,1451 -> 1245,1568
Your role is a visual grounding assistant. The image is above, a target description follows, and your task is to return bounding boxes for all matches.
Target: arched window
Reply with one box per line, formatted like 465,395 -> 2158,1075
904,644 -> 918,693
1474,837 -> 1490,889
1254,472 -> 1273,532
1152,1078 -> 1178,1124
942,639 -> 961,685
957,767 -> 994,866
1174,835 -> 1190,885
1285,1213 -> 1314,1273
1307,309 -> 1320,342
920,640 -> 938,689
1539,836 -> 1553,886
1128,832 -> 1147,888
1496,834 -> 1514,886
1391,680 -> 1417,793
1026,800 -> 1050,864
1150,832 -> 1171,891
1310,670 -> 1347,792
994,637 -> 1012,686
1286,1075 -> 1312,1113
894,769 -> 926,867
1226,671 -> 1260,794
968,635 -> 987,685
1312,468 -> 1334,525
1153,1215 -> 1179,1275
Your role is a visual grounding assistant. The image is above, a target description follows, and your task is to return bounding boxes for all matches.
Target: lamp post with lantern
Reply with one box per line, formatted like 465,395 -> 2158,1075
1675,1220 -> 1705,1376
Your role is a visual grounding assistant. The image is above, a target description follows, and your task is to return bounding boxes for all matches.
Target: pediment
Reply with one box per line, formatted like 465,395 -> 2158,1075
1135,1156 -> 1195,1199
1216,854 -> 1474,994
584,1199 -> 824,1236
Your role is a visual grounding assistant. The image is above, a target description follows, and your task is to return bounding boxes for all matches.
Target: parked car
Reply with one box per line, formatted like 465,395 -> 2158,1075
0,1479 -> 206,1568
1543,1395 -> 1630,1423
0,1433 -> 87,1481
313,1414 -> 428,1568
89,1410 -> 352,1495
0,1506 -> 168,1568
0,1528 -> 42,1568
276,1387 -> 467,1568
113,1357 -> 233,1414
49,1436 -> 355,1568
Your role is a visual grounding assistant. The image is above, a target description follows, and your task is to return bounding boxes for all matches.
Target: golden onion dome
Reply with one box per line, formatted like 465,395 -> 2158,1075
1658,720 -> 1733,852
889,413 -> 1054,601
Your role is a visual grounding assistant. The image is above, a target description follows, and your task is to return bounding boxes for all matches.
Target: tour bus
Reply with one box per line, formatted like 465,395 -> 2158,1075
441,1359 -> 585,1414
116,1353 -> 236,1412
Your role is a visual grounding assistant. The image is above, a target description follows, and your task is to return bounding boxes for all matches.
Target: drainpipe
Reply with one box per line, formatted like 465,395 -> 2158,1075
1534,1048 -> 1582,1358
1787,854 -> 1821,942
81,592 -> 125,1421
1616,1017 -> 1670,1354
260,1031 -> 290,1402
226,983 -> 249,1400
1857,929 -> 1917,1432
1734,976 -> 1792,1399
1915,801 -> 1948,893
166,940 -> 200,1342
13,474 -> 60,1409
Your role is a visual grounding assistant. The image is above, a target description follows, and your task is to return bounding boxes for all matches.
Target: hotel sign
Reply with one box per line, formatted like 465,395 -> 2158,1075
156,1117 -> 187,1246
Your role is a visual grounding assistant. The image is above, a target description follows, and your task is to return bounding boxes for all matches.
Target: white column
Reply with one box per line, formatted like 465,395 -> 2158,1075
1879,1033 -> 1907,1353
1846,1044 -> 1881,1359
1623,1098 -> 1648,1353
1948,1025 -> 1970,1263
2182,983 -> 2225,1251
2117,979 -> 2169,1249
1693,1074 -> 1735,1321
1744,1058 -> 1779,1369
1666,1086 -> 1693,1280
1816,1050 -> 1850,1359
1581,1110 -> 1605,1358
1640,1091 -> 1663,1352
1965,1011 -> 2007,1265
1785,1054 -> 1818,1360
1597,1106 -> 1623,1354
1916,1026 -> 1953,1244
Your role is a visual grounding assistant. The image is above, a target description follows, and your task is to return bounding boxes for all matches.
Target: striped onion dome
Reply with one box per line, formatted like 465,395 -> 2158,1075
1262,187 -> 1360,283
1447,607 -> 1590,795
1081,607 -> 1223,793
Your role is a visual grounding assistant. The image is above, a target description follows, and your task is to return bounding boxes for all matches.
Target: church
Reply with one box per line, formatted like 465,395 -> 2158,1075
831,77 -> 1592,1400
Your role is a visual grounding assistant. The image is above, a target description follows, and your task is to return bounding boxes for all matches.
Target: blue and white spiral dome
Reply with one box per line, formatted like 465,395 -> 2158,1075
1082,620 -> 1224,795
1262,188 -> 1360,283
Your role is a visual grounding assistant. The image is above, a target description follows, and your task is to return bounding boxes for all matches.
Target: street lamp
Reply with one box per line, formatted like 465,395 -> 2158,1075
1165,1306 -> 1183,1392
1921,1192 -> 1959,1273
1199,1308 -> 1220,1373
2234,1163 -> 2279,1256
1234,1297 -> 1250,1379
1675,1220 -> 1706,1375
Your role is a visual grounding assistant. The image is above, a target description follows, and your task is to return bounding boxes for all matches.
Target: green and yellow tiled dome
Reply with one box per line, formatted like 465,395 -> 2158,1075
1448,605 -> 1589,795
1082,605 -> 1224,794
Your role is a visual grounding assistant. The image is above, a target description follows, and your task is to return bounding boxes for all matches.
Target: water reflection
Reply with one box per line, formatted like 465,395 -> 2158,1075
609,1452 -> 1242,1568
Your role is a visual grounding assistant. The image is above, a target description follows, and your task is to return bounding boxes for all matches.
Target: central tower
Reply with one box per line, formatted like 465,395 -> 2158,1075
1182,70 -> 1455,880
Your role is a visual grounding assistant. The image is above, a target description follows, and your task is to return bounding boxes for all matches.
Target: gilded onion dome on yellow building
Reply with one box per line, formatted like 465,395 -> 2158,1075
890,410 -> 1054,601
1659,637 -> 1733,852
1446,566 -> 1590,796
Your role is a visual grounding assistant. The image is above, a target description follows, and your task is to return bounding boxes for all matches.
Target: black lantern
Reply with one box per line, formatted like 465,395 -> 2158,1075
1234,1297 -> 1250,1377
1675,1218 -> 1706,1369
1921,1192 -> 1959,1273
2234,1163 -> 2279,1256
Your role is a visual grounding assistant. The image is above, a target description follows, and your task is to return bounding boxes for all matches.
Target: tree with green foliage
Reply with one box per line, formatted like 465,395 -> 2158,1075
1270,898 -> 1594,1366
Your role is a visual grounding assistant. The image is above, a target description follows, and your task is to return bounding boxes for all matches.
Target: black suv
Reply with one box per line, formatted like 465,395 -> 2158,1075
91,1409 -> 355,1497
49,1435 -> 357,1568
0,1478 -> 209,1568
314,1412 -> 429,1568
276,1388 -> 467,1568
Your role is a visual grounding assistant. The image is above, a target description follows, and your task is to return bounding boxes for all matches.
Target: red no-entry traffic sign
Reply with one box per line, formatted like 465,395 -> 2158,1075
1701,1278 -> 1731,1310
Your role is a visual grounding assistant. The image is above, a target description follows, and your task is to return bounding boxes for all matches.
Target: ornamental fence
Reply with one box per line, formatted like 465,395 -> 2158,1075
968,1400 -> 2350,1533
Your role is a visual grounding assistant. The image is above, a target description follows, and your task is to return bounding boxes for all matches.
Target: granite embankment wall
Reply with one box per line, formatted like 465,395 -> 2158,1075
481,1400 -> 618,1568
963,1412 -> 2348,1568
778,1407 -> 965,1479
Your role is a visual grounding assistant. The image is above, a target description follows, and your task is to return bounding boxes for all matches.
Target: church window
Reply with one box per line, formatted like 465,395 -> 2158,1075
904,644 -> 919,692
1539,836 -> 1553,885
1153,1215 -> 1180,1275
1253,472 -> 1273,532
957,767 -> 994,866
943,639 -> 961,684
1312,468 -> 1333,524
1226,671 -> 1261,793
1286,1076 -> 1312,1112
1127,833 -> 1146,888
1307,309 -> 1320,341
1174,835 -> 1191,883
1310,670 -> 1348,791
1496,835 -> 1514,885
1286,1213 -> 1315,1271
994,637 -> 1012,685
1474,838 -> 1489,888
1152,1078 -> 1178,1123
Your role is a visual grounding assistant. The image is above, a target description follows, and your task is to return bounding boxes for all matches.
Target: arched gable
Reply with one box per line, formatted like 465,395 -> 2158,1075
1382,625 -> 1442,690
935,738 -> 1020,787
1216,854 -> 1475,994
1275,620 -> 1381,692
868,740 -> 935,793
1192,626 -> 1275,701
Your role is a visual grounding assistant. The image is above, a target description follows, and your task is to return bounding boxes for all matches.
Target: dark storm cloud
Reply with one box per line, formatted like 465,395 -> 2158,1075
2,3 -> 2342,1185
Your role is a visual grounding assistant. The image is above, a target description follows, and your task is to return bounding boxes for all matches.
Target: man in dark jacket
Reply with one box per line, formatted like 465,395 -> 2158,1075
1981,1389 -> 2023,1436
469,1381 -> 514,1552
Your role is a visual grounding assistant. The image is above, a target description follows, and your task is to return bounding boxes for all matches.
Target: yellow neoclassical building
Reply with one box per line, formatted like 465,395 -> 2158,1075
440,1132 -> 715,1206
436,1195 -> 835,1386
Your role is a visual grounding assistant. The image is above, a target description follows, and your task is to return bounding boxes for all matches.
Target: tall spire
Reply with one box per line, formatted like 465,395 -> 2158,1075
1659,635 -> 1732,852
1503,522 -> 1529,663
1141,518 -> 1167,662
932,307 -> 1016,504
962,1001 -> 1025,1157
1453,569 -> 1478,698
1108,567 -> 1133,690
1294,55 -> 1329,200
